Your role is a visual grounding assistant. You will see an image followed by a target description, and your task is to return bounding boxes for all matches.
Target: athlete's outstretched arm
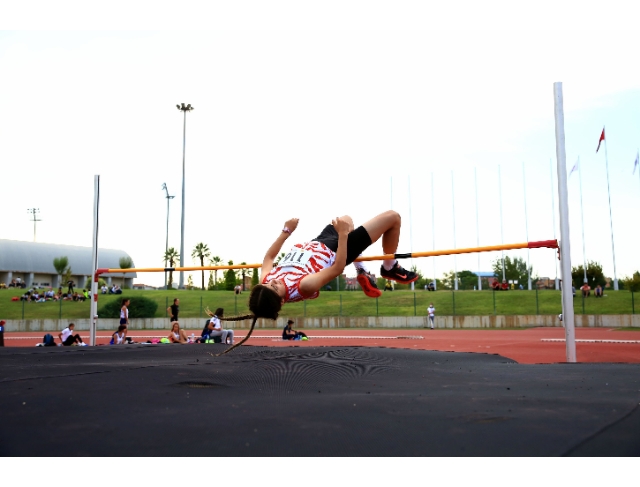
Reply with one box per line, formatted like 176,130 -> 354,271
260,218 -> 299,278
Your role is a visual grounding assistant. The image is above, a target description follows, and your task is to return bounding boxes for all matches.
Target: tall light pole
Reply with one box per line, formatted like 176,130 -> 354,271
176,103 -> 193,289
27,208 -> 41,242
161,183 -> 175,290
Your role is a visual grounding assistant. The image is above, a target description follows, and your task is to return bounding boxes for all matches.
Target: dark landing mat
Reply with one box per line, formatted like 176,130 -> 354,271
1,345 -> 639,457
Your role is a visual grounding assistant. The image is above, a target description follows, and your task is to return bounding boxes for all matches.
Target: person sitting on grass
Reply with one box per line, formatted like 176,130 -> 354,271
110,325 -> 127,345
168,321 -> 189,344
217,210 -> 418,355
59,323 -> 86,346
594,284 -> 603,298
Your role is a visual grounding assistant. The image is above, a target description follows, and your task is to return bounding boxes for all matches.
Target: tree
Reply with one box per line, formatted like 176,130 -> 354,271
53,256 -> 69,288
210,255 -> 222,290
440,270 -> 481,290
251,267 -> 260,287
187,274 -> 195,290
119,256 -> 133,289
163,247 -> 180,289
621,271 -> 640,292
224,260 -> 237,290
492,256 -> 531,287
191,242 -> 211,290
571,260 -> 606,290
238,262 -> 250,291
207,271 -> 215,290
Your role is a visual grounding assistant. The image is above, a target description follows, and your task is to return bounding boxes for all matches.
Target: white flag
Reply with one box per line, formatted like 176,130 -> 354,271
569,158 -> 579,177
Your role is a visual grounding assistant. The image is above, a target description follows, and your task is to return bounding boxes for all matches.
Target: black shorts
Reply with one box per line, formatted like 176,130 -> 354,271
312,225 -> 372,265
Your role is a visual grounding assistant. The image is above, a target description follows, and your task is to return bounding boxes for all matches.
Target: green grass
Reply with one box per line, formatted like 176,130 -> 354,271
1,288 -> 638,320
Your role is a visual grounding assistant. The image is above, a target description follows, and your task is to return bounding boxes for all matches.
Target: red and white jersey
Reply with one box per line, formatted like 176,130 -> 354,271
262,241 -> 335,302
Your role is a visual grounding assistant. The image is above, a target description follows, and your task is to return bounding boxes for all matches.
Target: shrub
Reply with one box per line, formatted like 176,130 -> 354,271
98,296 -> 158,318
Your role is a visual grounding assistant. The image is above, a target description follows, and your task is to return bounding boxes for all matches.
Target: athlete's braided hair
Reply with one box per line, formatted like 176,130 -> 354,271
206,284 -> 283,355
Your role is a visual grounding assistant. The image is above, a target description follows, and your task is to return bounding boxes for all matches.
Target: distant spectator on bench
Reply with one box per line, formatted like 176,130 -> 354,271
594,284 -> 603,298
501,280 -> 509,291
59,323 -> 86,346
101,285 -> 108,294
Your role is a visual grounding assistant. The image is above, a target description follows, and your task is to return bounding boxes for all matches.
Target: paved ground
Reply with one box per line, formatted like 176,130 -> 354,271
1,342 -> 639,456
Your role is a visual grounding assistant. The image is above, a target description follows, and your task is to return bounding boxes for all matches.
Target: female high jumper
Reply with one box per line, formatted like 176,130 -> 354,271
217,210 -> 417,355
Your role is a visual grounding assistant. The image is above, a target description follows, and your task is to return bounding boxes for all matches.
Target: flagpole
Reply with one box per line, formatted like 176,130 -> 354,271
431,172 -> 436,290
474,167 -> 482,290
550,158 -> 559,290
522,161 -> 532,290
603,129 -> 619,290
451,170 -> 458,291
577,156 -> 588,285
498,165 -> 506,282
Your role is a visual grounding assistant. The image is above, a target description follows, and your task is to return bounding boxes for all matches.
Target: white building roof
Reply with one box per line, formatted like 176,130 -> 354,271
0,239 -> 136,278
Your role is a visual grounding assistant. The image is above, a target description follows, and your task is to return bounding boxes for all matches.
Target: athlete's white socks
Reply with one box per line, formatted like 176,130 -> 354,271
353,259 -> 367,272
382,259 -> 397,271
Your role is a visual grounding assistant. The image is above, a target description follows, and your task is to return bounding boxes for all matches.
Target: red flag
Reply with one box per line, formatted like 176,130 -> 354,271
596,128 -> 605,153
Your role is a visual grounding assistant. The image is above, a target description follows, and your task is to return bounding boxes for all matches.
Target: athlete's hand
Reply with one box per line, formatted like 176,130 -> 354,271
284,218 -> 299,233
332,217 -> 350,236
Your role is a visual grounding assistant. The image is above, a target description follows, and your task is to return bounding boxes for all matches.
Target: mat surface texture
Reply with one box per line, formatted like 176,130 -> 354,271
1,345 -> 639,456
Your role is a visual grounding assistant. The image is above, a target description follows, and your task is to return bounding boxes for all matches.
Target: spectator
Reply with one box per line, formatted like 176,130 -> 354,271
426,303 -> 435,330
67,280 -> 75,295
59,323 -> 86,346
282,319 -> 308,341
101,284 -> 108,294
110,325 -> 127,345
580,282 -> 591,297
168,321 -> 189,344
427,281 -> 435,292
204,307 -> 234,345
594,284 -> 603,298
167,298 -> 180,322
384,280 -> 393,291
120,298 -> 130,328
572,286 -> 576,298
234,284 -> 242,295
501,280 -> 509,291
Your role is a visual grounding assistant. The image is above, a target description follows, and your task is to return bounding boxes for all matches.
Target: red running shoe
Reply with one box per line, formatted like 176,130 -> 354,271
380,262 -> 419,284
356,268 -> 382,298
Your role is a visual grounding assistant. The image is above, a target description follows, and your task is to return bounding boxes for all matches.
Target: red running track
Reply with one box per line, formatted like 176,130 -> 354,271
4,328 -> 640,364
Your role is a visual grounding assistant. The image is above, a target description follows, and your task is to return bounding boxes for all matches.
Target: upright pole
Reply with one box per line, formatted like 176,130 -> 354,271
89,175 -> 100,347
166,195 -> 170,288
474,167 -> 482,290
550,158 -> 560,290
577,157 -> 588,285
553,82 -> 577,363
408,176 -> 414,291
522,161 -> 532,290
603,133 -> 618,290
498,165 -> 506,282
179,110 -> 187,289
451,170 -> 458,291
431,172 -> 436,290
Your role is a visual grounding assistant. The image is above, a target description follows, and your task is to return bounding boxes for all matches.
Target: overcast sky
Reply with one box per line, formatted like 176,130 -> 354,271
1,3 -> 638,288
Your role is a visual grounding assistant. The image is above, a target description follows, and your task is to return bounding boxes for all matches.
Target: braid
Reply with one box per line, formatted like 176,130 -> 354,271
216,316 -> 259,356
210,284 -> 283,355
